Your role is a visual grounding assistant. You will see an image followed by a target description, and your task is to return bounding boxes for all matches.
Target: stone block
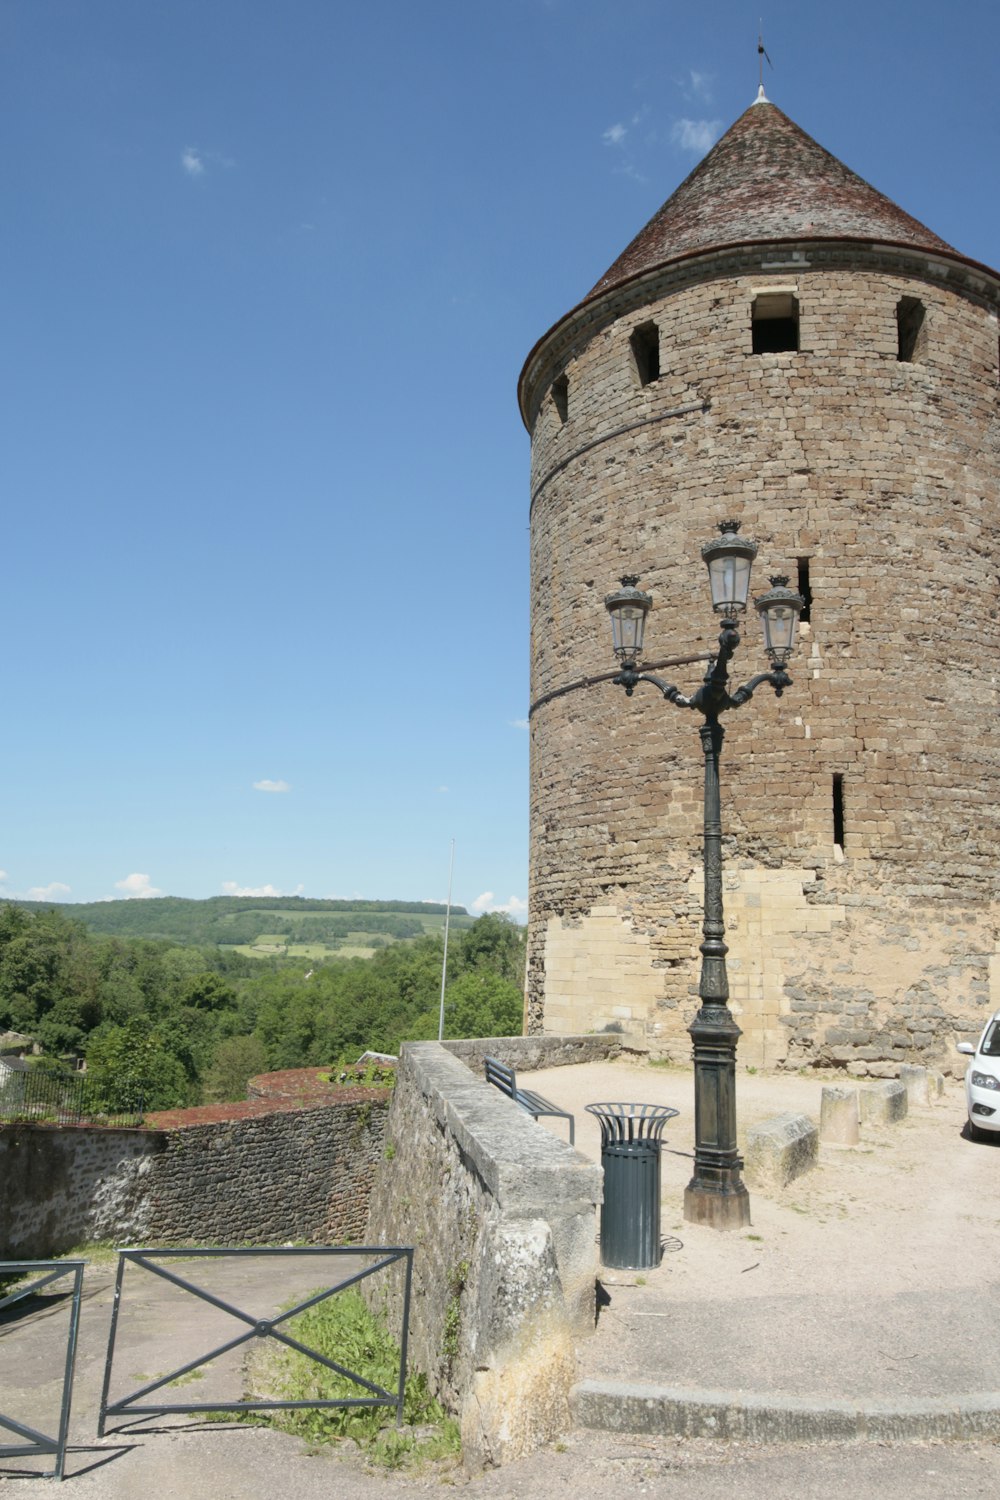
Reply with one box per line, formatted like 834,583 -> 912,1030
859,1080 -> 908,1125
819,1086 -> 860,1146
899,1064 -> 930,1108
744,1113 -> 818,1192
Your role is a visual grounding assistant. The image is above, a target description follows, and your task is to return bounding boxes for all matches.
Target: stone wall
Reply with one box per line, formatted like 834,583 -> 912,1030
524,245 -> 1000,1070
365,1040 -> 602,1468
0,1093 -> 389,1258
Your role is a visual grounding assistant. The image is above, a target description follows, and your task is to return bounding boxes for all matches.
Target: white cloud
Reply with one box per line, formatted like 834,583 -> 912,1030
436,785 -> 449,794
510,718 -> 529,731
27,882 -> 71,901
115,873 -> 164,900
253,779 -> 291,794
221,881 -> 304,898
0,871 -> 8,884
181,145 -> 235,178
689,70 -> 714,103
671,118 -> 722,155
603,122 -> 627,147
471,891 -> 528,921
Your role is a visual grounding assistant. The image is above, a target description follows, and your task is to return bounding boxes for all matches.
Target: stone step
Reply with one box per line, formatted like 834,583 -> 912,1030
571,1378 -> 1000,1443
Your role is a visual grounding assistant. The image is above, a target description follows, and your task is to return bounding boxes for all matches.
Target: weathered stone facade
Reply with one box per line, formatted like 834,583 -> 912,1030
522,102 -> 1000,1073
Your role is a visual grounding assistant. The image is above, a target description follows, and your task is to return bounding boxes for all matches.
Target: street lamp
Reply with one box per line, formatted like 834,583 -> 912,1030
604,521 -> 803,1230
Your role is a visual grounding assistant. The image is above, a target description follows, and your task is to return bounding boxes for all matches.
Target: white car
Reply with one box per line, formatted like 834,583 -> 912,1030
957,1009 -> 1000,1140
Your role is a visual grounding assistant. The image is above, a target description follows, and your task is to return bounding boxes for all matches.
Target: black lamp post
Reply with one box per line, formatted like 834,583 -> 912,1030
604,521 -> 804,1230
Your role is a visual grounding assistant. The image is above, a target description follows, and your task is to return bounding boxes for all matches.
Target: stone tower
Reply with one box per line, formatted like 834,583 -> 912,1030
520,93 -> 1000,1073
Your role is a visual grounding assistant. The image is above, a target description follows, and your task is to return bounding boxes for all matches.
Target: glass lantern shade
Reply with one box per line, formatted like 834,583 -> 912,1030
701,521 -> 759,615
755,576 -> 804,665
605,577 -> 652,665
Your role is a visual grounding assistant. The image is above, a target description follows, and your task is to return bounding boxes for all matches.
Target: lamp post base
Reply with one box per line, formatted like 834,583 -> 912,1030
683,1180 -> 751,1231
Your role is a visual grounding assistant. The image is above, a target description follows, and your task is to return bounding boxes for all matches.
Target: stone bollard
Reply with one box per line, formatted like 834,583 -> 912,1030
859,1079 -> 908,1125
928,1070 -> 945,1100
820,1086 -> 860,1146
745,1113 -> 818,1192
899,1064 -> 930,1108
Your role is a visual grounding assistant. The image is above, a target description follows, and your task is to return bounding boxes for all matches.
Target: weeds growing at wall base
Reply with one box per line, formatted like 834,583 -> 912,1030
239,1288 -> 459,1470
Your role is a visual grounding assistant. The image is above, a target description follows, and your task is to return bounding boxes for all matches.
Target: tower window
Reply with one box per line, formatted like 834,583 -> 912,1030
896,297 -> 926,362
551,373 -> 569,423
796,558 -> 812,624
752,293 -> 799,354
832,774 -> 845,851
630,321 -> 660,386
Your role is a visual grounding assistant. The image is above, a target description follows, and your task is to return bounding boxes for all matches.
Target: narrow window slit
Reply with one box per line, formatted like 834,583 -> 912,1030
551,373 -> 569,423
896,297 -> 926,362
796,558 -> 812,623
630,321 -> 660,386
832,775 -> 845,851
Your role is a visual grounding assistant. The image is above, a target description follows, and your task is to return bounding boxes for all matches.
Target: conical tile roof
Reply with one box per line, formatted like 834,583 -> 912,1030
586,95 -> 955,303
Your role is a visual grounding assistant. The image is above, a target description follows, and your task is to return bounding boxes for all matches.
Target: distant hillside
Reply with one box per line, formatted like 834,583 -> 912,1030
8,895 -> 473,956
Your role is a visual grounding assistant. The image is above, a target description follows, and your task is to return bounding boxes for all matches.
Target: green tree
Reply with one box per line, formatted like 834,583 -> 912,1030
435,970 -> 524,1041
459,913 -> 526,985
204,1034 -> 269,1102
85,1018 -> 188,1112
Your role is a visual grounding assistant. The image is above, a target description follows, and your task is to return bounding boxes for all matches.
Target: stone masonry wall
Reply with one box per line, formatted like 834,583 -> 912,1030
0,1093 -> 388,1258
525,246 -> 1000,1071
365,1040 -> 601,1468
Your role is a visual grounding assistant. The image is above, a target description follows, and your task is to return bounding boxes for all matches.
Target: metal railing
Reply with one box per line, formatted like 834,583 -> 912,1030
98,1246 -> 414,1436
0,1070 -> 143,1128
0,1260 -> 85,1481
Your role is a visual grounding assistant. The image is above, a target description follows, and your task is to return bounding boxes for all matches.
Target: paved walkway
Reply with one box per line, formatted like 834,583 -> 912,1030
518,1059 -> 1000,1438
3,1059 -> 998,1495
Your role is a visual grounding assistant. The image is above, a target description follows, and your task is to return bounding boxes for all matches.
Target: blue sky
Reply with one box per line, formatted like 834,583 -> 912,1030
1,1 -> 997,917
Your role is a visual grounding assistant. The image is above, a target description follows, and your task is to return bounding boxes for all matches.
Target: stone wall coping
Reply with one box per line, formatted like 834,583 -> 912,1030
401,1042 -> 603,1212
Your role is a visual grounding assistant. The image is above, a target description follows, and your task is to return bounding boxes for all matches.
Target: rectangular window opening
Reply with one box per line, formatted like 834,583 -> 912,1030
796,558 -> 812,624
551,373 -> 569,424
896,297 -> 926,362
832,774 -> 845,851
630,321 -> 661,386
752,292 -> 799,354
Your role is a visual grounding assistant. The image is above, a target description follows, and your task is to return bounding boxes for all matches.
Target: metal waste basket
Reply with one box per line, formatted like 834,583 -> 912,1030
586,1102 -> 679,1270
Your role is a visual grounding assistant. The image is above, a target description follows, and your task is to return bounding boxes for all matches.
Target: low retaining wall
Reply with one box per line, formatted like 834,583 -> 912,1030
443,1032 -> 632,1075
0,1092 -> 389,1257
366,1038 -> 603,1469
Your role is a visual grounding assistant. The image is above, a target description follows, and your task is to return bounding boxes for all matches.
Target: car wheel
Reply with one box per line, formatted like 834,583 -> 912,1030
968,1118 -> 987,1142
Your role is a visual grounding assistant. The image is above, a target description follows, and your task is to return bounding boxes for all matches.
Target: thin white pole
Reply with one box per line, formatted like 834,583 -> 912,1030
438,839 -> 456,1042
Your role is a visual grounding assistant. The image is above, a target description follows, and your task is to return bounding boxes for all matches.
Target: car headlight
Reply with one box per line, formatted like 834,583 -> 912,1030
971,1070 -> 1000,1090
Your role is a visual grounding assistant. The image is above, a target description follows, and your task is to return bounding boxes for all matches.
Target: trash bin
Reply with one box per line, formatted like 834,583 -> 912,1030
586,1102 -> 679,1270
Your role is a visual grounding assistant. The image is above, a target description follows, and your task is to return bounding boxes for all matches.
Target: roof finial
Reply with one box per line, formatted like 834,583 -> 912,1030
755,21 -> 773,102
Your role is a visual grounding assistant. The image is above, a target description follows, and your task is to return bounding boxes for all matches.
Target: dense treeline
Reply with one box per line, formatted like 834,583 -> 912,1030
8,895 -> 468,949
0,904 -> 524,1114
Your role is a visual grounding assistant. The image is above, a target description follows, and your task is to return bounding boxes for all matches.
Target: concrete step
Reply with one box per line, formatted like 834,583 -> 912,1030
571,1378 -> 1000,1443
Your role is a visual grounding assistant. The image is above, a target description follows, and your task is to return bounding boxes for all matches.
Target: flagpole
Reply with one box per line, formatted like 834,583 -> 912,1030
438,839 -> 456,1042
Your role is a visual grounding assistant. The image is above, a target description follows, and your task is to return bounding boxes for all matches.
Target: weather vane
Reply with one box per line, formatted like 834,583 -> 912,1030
758,22 -> 773,90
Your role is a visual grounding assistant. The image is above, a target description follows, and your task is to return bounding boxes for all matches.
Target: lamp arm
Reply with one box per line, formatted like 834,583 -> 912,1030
613,669 -> 693,708
728,668 -> 793,707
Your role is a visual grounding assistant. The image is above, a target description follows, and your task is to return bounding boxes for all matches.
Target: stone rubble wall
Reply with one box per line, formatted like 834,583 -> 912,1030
0,1093 -> 389,1258
525,249 -> 1000,1068
365,1039 -> 602,1468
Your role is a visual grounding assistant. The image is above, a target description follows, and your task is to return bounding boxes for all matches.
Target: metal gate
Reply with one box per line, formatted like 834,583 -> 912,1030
0,1259 -> 85,1481
98,1246 -> 413,1437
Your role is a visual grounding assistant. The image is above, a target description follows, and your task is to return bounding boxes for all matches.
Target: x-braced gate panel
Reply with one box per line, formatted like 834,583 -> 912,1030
0,1260 -> 85,1481
98,1246 -> 413,1436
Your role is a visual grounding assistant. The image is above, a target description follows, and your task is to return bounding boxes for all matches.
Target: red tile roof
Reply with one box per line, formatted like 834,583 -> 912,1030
586,96 -> 954,303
